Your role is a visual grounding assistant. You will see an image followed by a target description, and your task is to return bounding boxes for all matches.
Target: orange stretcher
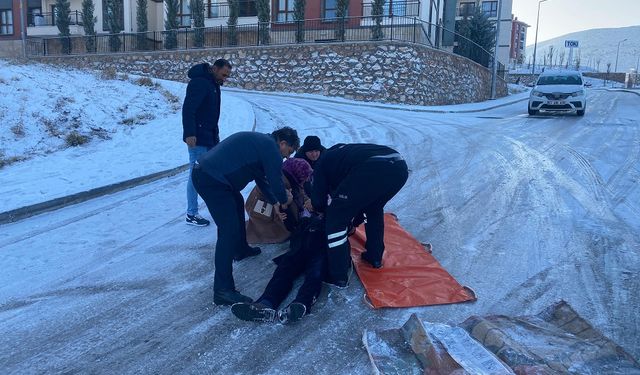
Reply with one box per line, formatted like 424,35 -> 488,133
349,213 -> 476,308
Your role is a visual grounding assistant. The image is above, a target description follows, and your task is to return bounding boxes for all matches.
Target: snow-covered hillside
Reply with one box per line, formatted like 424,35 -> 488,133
0,60 -> 182,167
526,25 -> 640,72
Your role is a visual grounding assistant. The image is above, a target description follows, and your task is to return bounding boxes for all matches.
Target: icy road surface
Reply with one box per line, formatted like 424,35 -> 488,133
1,89 -> 639,373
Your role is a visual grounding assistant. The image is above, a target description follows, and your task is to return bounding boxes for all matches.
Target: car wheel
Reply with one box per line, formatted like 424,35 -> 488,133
577,109 -> 585,116
528,108 -> 538,116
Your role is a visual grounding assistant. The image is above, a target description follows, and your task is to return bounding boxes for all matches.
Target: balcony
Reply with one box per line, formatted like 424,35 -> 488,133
27,11 -> 85,36
361,1 -> 420,17
205,1 -> 257,19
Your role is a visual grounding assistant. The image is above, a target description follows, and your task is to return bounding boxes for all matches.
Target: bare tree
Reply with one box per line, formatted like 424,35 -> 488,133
547,46 -> 554,68
559,50 -> 565,68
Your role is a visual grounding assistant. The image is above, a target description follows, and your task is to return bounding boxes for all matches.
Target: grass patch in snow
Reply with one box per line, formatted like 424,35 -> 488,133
135,77 -> 154,87
65,131 -> 90,146
11,123 -> 25,137
0,150 -> 26,169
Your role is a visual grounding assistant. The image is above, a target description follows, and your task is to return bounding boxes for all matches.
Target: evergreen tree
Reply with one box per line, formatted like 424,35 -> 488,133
55,0 -> 71,53
370,0 -> 384,40
335,0 -> 348,41
106,0 -> 124,52
164,0 -> 180,49
137,0 -> 149,50
454,7 -> 495,67
227,0 -> 238,46
256,0 -> 270,45
81,0 -> 96,52
190,0 -> 205,47
293,0 -> 305,43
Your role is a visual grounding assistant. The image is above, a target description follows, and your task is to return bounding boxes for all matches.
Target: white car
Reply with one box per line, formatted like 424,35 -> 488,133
528,71 -> 586,116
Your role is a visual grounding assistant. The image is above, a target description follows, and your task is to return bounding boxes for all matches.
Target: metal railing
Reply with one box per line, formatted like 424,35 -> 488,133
361,1 -> 420,17
25,14 -> 504,76
205,1 -> 257,18
28,11 -> 84,27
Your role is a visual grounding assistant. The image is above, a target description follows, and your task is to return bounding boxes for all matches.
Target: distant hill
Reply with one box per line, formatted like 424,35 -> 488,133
526,25 -> 640,73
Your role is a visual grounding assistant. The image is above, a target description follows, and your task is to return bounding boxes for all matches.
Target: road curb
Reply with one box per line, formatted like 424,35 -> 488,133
0,164 -> 190,225
225,87 -> 530,114
605,88 -> 640,97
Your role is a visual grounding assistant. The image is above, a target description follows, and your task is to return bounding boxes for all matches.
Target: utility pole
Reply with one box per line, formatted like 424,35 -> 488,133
490,0 -> 504,99
19,0 -> 27,57
531,0 -> 548,74
615,38 -> 627,73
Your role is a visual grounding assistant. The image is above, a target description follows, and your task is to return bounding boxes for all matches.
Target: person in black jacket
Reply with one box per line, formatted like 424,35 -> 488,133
311,143 -> 408,287
182,59 -> 231,227
294,135 -> 325,196
191,127 -> 300,306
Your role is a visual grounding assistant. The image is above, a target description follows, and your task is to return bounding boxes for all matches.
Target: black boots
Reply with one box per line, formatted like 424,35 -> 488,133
214,289 -> 253,306
361,252 -> 383,269
278,302 -> 306,324
234,246 -> 261,261
231,302 -> 277,322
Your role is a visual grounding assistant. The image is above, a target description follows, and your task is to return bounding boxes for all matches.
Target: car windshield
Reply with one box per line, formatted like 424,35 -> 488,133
537,75 -> 583,85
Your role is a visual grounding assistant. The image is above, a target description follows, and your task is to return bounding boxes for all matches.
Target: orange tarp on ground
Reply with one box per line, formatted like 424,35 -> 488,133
349,213 -> 476,309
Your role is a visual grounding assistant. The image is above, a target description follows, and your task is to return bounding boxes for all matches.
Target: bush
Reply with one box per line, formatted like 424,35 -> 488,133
101,67 -> 117,80
11,123 -> 25,137
65,131 -> 90,146
0,150 -> 25,169
135,76 -> 154,86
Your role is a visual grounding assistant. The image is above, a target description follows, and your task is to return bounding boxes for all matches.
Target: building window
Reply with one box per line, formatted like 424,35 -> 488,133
323,0 -> 337,19
238,1 -> 257,17
0,9 -> 13,35
276,0 -> 293,22
459,2 -> 475,17
481,1 -> 498,17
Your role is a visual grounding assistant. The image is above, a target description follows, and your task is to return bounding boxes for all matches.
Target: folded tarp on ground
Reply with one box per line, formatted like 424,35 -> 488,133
348,213 -> 476,308
363,301 -> 640,374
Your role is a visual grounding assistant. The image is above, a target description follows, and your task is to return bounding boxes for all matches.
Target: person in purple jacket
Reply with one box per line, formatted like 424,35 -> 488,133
191,127 -> 300,306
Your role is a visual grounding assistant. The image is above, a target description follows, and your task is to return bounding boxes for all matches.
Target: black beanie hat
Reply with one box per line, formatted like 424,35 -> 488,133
302,136 -> 323,151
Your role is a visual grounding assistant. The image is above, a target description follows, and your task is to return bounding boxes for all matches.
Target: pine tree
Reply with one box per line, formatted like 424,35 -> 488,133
256,0 -> 270,45
164,0 -> 180,49
106,0 -> 124,52
55,0 -> 71,53
454,7 -> 495,67
370,0 -> 384,40
335,0 -> 348,41
136,0 -> 149,50
190,0 -> 205,47
227,0 -> 238,46
81,0 -> 96,52
293,0 -> 305,43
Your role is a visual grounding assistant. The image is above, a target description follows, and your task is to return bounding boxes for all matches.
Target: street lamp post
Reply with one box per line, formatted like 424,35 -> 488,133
531,0 -> 548,74
614,38 -> 627,73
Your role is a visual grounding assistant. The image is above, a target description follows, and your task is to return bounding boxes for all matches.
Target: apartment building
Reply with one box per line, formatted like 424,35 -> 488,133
0,0 -> 23,56
510,16 -> 528,65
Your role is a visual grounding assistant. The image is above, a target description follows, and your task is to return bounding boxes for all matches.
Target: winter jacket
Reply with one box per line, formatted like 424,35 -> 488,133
311,143 -> 401,212
245,172 -> 304,244
182,63 -> 221,148
197,131 -> 289,205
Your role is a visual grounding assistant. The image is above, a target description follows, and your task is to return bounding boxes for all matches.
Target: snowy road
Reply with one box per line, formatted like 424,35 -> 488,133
1,89 -> 639,373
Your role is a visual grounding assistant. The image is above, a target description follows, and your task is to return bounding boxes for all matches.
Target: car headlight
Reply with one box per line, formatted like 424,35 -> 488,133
531,90 -> 545,97
570,90 -> 585,97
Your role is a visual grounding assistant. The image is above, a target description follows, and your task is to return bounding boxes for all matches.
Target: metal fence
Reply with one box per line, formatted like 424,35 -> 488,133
361,1 -> 420,17
26,15 -> 504,75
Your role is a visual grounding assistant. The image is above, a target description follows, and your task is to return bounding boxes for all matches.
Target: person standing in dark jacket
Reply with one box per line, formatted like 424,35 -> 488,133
191,127 -> 300,305
311,143 -> 408,287
182,59 -> 232,227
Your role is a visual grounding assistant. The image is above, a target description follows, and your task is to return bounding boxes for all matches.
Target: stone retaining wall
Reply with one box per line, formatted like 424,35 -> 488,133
31,41 -> 507,106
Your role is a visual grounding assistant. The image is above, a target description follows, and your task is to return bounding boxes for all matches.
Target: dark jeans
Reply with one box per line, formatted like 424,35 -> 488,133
192,167 -> 250,291
259,218 -> 326,311
325,158 -> 408,282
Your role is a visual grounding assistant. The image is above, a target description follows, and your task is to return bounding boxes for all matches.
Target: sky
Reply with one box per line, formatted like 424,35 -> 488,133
512,0 -> 640,45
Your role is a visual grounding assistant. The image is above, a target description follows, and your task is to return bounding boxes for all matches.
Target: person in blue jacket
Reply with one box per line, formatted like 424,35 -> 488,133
191,127 -> 300,306
182,59 -> 231,227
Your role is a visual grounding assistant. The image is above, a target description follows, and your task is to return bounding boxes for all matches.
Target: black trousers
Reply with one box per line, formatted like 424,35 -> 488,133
192,167 -> 251,291
325,158 -> 408,282
259,219 -> 326,311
